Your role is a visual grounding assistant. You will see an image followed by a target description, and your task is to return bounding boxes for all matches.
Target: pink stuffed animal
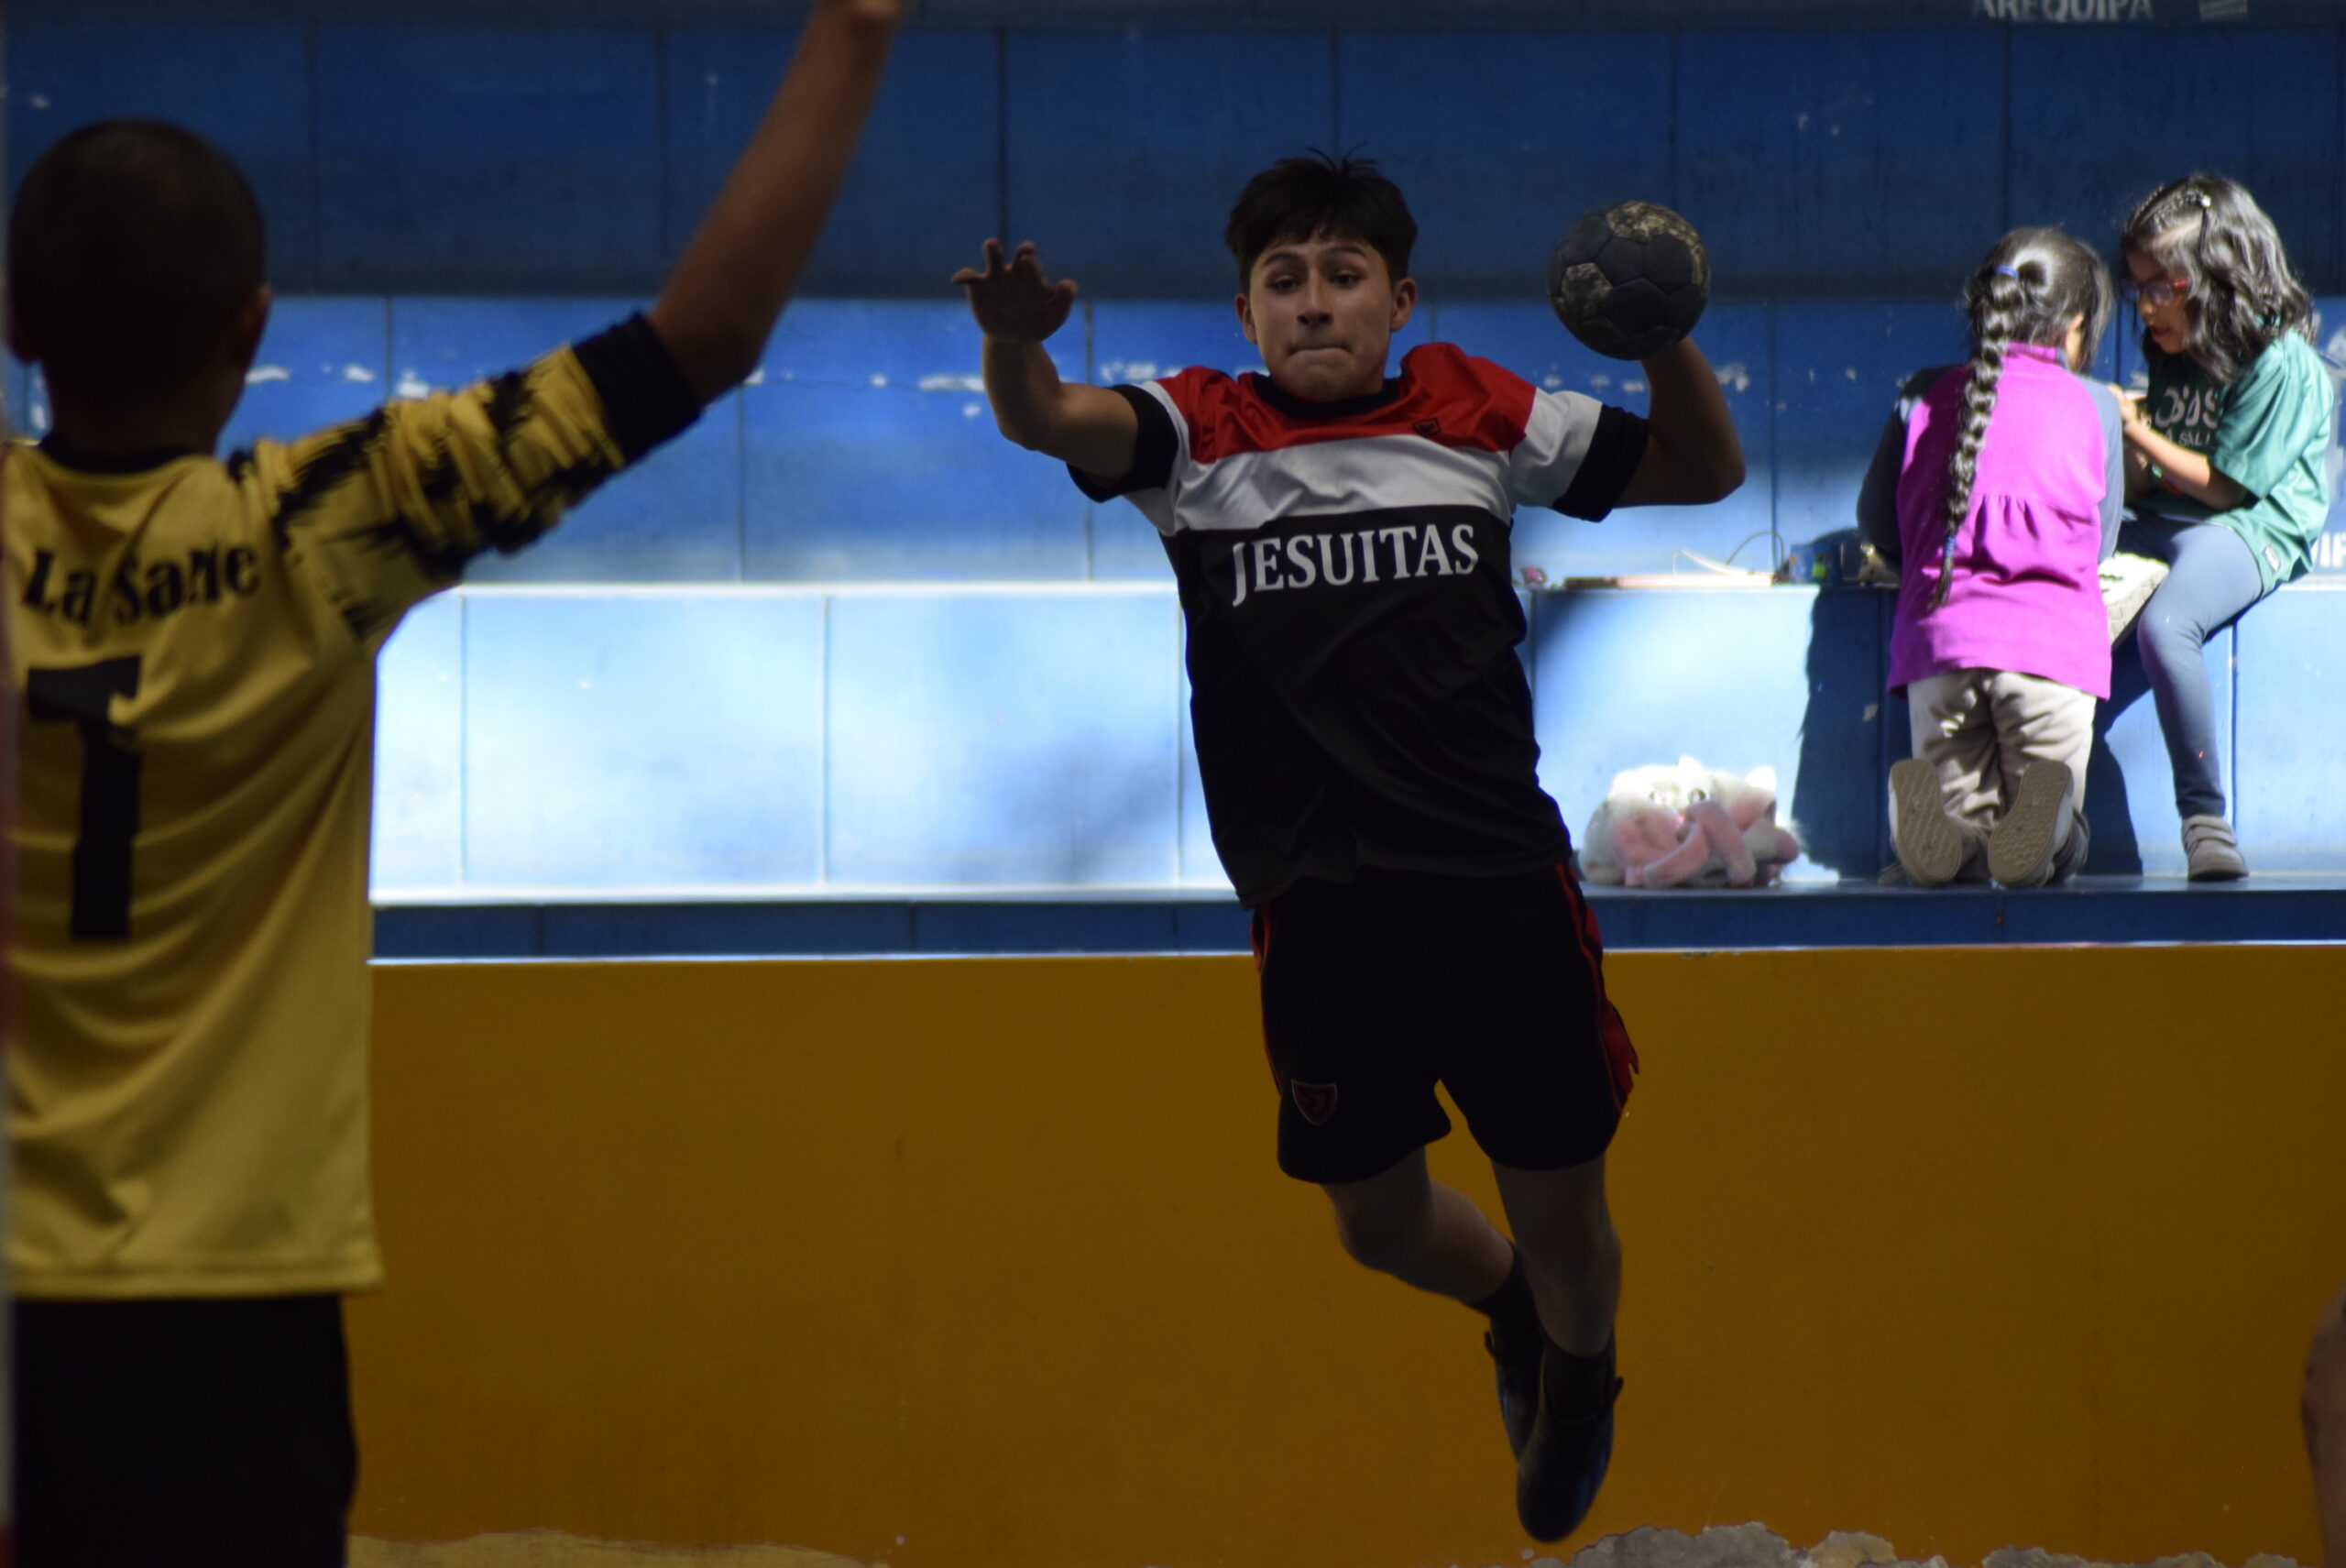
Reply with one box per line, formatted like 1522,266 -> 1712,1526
1579,757 -> 1803,889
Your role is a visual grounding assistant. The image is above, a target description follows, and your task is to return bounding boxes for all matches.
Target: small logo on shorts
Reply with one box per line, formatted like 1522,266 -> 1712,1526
1414,418 -> 1442,440
1291,1080 -> 1339,1125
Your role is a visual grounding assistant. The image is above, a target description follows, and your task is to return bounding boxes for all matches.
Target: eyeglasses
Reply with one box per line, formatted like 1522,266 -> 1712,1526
2125,277 -> 2191,307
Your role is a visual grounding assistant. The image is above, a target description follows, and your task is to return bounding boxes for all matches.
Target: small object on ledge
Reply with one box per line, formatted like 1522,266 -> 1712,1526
1532,548 -> 1771,592
1776,529 -> 1891,587
1560,574 -> 1775,590
1578,757 -> 1803,889
2101,552 -> 2170,642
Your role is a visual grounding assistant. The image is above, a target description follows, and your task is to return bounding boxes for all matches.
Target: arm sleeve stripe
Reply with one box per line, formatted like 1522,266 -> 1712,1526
1069,383 -> 1178,500
1556,404 -> 1650,521
572,313 -> 704,466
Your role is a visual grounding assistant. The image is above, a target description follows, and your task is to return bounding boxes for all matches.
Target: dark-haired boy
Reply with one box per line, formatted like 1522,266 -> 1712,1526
955,155 -> 1743,1541
6,4 -> 903,1558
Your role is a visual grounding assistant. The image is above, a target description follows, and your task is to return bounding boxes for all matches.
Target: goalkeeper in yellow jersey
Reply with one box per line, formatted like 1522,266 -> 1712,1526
5,4 -> 904,1559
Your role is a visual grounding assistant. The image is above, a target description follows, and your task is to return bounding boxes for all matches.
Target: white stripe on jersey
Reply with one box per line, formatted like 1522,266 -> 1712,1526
1126,378 -> 1607,536
1511,387 -> 1606,509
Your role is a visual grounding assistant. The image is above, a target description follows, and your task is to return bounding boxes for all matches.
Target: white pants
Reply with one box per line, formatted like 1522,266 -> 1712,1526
1906,669 -> 2095,872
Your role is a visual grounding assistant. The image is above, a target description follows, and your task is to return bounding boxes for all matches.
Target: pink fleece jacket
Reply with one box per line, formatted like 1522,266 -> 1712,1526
1887,343 -> 2118,700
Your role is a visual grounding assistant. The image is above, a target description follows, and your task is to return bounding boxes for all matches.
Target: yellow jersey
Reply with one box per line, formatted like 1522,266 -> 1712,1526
7,316 -> 697,1299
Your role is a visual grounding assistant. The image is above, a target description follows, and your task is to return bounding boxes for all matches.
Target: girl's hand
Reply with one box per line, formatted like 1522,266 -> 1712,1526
2110,384 -> 2147,432
953,240 -> 1080,344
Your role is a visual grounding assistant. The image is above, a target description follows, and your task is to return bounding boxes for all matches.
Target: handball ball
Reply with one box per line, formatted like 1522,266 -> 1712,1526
1546,201 -> 1710,360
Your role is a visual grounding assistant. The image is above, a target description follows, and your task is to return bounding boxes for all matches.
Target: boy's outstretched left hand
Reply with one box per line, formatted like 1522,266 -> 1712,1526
954,240 -> 1079,343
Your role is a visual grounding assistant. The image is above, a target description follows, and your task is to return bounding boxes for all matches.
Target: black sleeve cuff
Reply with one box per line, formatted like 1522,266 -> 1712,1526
1555,404 -> 1650,521
1069,384 -> 1178,500
572,313 -> 704,466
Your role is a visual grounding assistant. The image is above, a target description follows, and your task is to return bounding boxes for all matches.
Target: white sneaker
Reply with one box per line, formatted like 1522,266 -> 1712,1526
1990,765 -> 2075,889
1889,759 -> 1967,888
2182,815 -> 2248,882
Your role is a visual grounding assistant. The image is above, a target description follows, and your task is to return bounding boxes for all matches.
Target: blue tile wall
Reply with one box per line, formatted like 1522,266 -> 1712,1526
367,576 -> 2346,900
15,22 -> 2346,302
389,299 -> 745,583
1528,587 -> 1860,882
372,593 -> 466,892
4,354 -> 44,441
1678,29 -> 2002,300
1436,302 -> 1778,578
1333,31 -> 1673,298
219,298 -> 389,457
1176,685 -> 1228,890
7,25 -> 319,290
1773,302 -> 1969,546
314,27 -> 663,292
745,301 -> 1088,580
2010,27 -> 2341,291
2309,297 -> 2346,574
825,591 -> 1181,885
2234,587 -> 2346,872
461,594 -> 828,888
664,29 -> 1001,297
1003,30 -> 1337,299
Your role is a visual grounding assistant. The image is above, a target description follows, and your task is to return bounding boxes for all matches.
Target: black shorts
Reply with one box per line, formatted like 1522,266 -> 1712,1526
15,1294 -> 356,1568
1250,864 -> 1639,1185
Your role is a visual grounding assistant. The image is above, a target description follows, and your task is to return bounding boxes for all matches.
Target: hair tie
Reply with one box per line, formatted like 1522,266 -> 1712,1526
1992,264 -> 2021,279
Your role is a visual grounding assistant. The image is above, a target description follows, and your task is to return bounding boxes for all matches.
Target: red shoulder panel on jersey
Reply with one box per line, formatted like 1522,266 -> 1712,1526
1159,345 -> 1537,467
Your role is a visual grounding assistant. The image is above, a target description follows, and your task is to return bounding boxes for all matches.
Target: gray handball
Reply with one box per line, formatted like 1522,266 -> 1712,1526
1546,201 -> 1711,360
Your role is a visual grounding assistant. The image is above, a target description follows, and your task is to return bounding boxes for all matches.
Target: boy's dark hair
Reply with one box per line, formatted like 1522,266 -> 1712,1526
2121,172 -> 2312,387
1933,226 -> 2113,607
1223,151 -> 1417,291
10,118 -> 268,399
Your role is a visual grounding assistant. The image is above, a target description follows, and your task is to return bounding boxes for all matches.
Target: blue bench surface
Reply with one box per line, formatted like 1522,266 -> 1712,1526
373,876 -> 2346,959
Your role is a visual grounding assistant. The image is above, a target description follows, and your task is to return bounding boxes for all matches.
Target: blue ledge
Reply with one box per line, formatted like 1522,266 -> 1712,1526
371,878 -> 2346,959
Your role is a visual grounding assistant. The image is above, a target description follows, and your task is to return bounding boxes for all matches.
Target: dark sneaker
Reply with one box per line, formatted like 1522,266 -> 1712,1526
1889,759 -> 1966,888
1485,1318 -> 1543,1459
1515,1338 -> 1622,1542
1988,764 -> 2074,889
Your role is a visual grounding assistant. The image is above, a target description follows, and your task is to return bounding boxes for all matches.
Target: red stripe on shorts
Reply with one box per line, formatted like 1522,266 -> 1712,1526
1555,864 -> 1639,1111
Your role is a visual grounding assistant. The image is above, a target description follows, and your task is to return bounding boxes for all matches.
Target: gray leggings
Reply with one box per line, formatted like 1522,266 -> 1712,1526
2118,515 -> 2267,820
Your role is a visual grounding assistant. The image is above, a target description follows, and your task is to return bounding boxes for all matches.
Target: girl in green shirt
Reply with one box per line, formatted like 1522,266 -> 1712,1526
2115,174 -> 2334,882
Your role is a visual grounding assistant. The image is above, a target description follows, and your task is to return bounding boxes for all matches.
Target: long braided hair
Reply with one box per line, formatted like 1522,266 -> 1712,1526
1930,227 -> 2113,609
2121,173 -> 2312,388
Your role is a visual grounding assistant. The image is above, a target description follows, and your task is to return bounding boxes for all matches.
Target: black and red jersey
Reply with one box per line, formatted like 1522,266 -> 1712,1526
1072,341 -> 1649,905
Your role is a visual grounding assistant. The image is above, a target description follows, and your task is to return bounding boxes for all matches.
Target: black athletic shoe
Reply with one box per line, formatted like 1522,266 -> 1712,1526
1515,1338 -> 1621,1542
1484,1318 -> 1543,1459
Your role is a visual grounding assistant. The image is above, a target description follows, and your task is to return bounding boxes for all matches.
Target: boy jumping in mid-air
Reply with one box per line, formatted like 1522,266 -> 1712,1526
7,3 -> 902,1559
955,154 -> 1743,1541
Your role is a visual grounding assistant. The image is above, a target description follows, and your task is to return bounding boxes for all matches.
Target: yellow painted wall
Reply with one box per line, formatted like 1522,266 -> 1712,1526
351,948 -> 2346,1567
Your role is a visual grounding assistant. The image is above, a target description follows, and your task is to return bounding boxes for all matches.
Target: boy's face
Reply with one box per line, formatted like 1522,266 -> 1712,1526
1235,235 -> 1416,403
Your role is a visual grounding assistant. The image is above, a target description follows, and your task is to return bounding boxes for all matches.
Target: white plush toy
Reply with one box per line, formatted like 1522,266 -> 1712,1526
1578,756 -> 1803,889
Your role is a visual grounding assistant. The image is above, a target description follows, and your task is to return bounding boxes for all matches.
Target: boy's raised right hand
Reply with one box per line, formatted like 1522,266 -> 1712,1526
953,240 -> 1080,343
954,238 -> 1135,475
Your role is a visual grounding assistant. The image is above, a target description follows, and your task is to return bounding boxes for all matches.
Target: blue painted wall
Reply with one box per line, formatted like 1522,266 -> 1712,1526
363,576 -> 2342,900
12,21 -> 2346,299
9,17 -> 2346,903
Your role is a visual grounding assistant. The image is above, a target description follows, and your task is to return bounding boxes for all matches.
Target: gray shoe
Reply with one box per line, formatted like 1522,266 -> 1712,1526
1889,759 -> 1965,888
2182,815 -> 2248,882
1990,765 -> 2075,889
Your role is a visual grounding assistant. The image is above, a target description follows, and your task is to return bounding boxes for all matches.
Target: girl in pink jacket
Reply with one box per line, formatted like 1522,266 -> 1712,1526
1857,227 -> 2123,888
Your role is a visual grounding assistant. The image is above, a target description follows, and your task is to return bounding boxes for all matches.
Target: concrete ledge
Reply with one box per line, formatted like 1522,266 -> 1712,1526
371,876 -> 2346,959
